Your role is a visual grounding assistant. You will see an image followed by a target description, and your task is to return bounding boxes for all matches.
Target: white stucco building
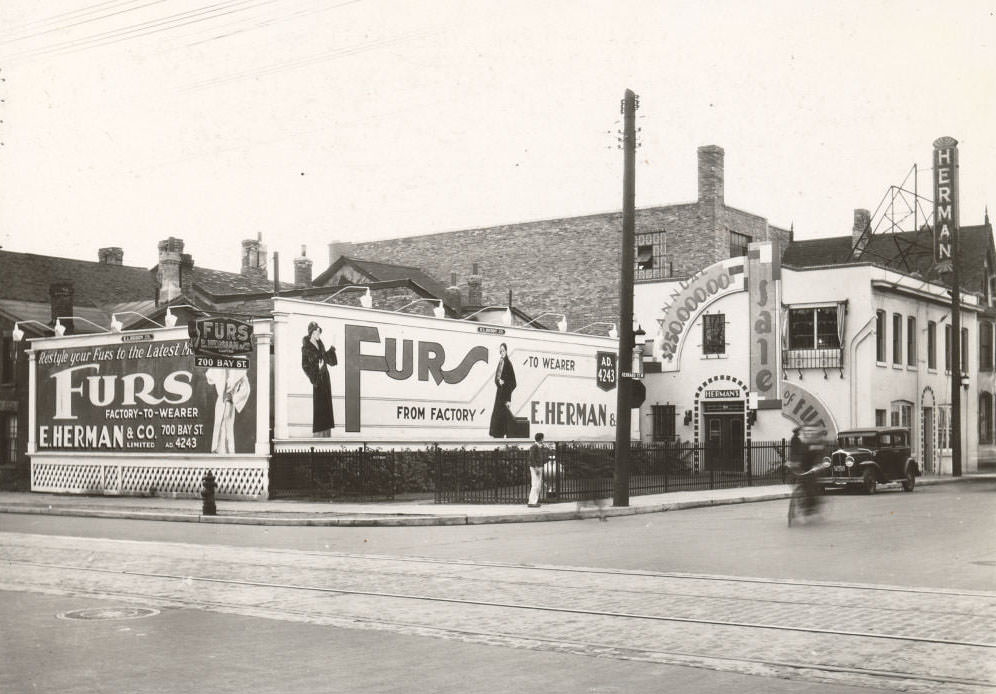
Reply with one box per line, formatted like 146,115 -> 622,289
633,217 -> 996,476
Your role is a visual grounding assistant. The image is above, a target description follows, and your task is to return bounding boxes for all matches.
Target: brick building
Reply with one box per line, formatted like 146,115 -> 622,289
319,145 -> 792,334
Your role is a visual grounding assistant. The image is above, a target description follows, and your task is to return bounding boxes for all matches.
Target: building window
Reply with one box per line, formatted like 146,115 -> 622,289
961,327 -> 969,374
890,400 -> 913,430
634,230 -> 669,281
875,409 -> 887,426
0,332 -> 13,384
876,310 -> 886,362
651,404 -> 676,441
0,414 -> 16,466
788,307 -> 840,350
927,321 -> 937,369
938,406 -> 951,450
702,314 -> 725,355
892,313 -> 902,364
907,317 -> 916,366
980,392 -> 994,444
980,321 -> 994,371
729,230 -> 751,258
945,324 -> 952,371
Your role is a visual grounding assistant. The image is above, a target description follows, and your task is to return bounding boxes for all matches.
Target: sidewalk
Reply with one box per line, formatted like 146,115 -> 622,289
0,475 -> 991,527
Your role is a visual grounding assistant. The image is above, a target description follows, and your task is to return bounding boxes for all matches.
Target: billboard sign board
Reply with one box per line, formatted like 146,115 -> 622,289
188,316 -> 253,368
33,335 -> 257,454
272,298 -> 620,443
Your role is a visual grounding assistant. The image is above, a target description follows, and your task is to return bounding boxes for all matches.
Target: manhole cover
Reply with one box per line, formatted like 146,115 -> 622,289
58,607 -> 159,621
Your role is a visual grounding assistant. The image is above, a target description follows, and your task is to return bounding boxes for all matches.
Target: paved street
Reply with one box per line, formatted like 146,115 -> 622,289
1,481 -> 994,693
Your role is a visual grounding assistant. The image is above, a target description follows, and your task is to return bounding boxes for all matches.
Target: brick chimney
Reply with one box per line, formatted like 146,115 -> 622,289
294,245 -> 313,288
445,271 -> 462,311
98,247 -> 123,265
49,281 -> 74,333
157,237 -> 184,303
180,253 -> 195,295
852,208 -> 871,258
328,240 -> 355,266
241,232 -> 267,281
697,145 -> 725,208
467,263 -> 483,306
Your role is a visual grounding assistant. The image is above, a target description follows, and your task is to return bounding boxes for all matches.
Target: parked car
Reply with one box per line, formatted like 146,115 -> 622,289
817,426 -> 918,494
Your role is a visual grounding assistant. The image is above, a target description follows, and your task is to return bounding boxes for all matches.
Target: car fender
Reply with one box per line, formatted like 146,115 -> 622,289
857,460 -> 882,479
905,457 -> 919,476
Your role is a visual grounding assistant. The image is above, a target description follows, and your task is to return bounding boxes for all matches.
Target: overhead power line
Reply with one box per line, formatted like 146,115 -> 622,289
4,0 -> 277,62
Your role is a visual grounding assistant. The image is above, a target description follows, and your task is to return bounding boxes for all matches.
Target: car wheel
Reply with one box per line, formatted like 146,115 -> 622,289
901,465 -> 916,492
862,468 -> 877,495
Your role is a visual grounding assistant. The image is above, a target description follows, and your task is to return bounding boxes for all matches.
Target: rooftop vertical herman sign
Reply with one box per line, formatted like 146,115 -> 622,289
933,136 -> 959,273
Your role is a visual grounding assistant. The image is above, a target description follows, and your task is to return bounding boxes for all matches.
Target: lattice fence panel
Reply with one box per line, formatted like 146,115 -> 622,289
32,463 -> 103,493
120,466 -> 202,496
32,461 -> 268,499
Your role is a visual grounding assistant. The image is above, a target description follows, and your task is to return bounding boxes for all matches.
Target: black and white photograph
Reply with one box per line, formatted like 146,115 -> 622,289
0,2 -> 994,692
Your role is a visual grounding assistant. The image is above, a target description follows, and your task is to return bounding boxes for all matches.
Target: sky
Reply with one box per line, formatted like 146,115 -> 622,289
0,0 -> 993,280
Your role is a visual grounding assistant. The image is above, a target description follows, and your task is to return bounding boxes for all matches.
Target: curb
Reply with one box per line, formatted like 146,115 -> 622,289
0,475 -> 980,527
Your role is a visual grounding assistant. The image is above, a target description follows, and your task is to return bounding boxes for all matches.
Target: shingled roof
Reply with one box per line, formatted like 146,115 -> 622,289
314,256 -> 451,299
0,250 -> 157,307
782,224 -> 995,295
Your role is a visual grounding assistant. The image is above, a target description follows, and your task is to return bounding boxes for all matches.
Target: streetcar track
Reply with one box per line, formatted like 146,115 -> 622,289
6,531 -> 993,599
3,569 -> 994,692
5,557 -> 995,650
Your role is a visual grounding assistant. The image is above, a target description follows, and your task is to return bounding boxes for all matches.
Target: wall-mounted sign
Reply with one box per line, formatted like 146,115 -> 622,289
747,241 -> 781,407
121,333 -> 154,342
34,338 -> 257,454
781,382 -> 837,440
188,317 -> 254,358
657,258 -> 745,364
596,352 -> 617,391
272,299 -> 619,443
704,389 -> 740,399
932,136 -> 959,273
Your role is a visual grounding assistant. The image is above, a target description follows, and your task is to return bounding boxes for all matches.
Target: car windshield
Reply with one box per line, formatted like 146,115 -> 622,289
838,433 -> 877,448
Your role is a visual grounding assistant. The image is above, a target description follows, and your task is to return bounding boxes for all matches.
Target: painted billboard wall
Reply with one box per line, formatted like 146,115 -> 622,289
272,298 -> 620,445
33,332 -> 258,455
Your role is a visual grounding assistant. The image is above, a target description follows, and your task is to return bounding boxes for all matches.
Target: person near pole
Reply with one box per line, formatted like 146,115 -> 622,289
527,432 -> 545,507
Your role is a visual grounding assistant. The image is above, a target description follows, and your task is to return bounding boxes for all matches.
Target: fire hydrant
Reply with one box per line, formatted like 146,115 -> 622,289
201,470 -> 217,516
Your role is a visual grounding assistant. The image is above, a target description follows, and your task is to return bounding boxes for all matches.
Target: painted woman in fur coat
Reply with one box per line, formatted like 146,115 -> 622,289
301,321 -> 337,436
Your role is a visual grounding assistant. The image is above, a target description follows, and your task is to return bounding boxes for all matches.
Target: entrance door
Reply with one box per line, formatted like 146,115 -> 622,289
703,403 -> 745,471
922,407 -> 934,474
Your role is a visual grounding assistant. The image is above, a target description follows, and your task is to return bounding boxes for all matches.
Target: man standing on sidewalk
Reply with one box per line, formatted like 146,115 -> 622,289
528,433 -> 546,507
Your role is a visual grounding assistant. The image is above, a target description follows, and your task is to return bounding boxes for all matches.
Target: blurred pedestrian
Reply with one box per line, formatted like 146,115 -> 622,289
527,432 -> 545,507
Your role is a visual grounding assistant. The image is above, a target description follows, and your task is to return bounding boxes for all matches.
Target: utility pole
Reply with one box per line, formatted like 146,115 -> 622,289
613,89 -> 638,507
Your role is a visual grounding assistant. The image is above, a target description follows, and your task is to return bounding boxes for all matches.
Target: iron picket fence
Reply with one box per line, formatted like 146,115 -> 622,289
269,440 -> 789,503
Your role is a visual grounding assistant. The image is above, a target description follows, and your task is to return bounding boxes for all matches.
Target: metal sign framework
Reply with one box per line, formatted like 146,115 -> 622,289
845,164 -> 939,276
